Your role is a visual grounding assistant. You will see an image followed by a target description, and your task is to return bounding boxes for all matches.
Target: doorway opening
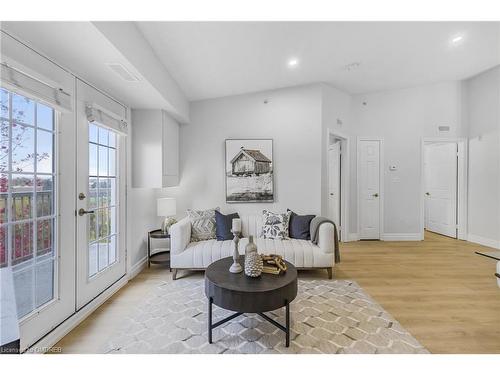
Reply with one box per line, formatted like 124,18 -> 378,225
327,130 -> 350,242
421,138 -> 467,240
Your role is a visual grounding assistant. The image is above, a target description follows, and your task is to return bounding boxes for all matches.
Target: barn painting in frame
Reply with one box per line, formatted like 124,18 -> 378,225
225,139 -> 274,203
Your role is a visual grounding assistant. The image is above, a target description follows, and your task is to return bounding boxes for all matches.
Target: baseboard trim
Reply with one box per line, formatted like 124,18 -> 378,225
27,276 -> 128,353
129,256 -> 148,280
381,233 -> 422,241
467,234 -> 500,250
346,233 -> 360,242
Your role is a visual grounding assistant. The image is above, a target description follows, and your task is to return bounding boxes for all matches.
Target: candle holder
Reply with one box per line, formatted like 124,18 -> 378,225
229,230 -> 243,273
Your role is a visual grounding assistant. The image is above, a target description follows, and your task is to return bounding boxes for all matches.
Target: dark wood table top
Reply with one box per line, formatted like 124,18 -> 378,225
205,256 -> 297,292
205,257 -> 298,313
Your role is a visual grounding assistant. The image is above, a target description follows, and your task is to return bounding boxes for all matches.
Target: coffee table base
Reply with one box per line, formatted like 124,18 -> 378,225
208,297 -> 291,347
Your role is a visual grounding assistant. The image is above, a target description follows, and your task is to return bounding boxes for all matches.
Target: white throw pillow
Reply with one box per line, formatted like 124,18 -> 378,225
261,210 -> 291,240
187,207 -> 219,242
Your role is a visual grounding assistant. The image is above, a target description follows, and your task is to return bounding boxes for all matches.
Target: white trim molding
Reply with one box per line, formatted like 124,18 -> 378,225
347,233 -> 360,242
381,233 -> 423,241
467,234 -> 500,250
128,256 -> 148,280
26,276 -> 128,353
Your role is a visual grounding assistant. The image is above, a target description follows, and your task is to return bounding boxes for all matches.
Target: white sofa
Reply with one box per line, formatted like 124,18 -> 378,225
170,214 -> 336,279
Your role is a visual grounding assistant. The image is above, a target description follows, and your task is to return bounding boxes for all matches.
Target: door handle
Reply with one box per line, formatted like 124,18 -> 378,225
372,193 -> 379,198
425,192 -> 431,196
78,208 -> 95,216
330,193 -> 334,196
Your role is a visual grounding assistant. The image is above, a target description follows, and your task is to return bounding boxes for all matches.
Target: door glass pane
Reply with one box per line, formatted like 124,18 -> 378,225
12,93 -> 34,125
36,103 -> 54,131
35,259 -> 54,308
89,178 -> 98,209
11,124 -> 35,173
36,130 -> 53,174
87,123 -> 119,278
0,194 -> 7,224
1,120 -> 9,172
0,225 -> 7,268
98,146 -> 108,176
0,88 -> 9,119
89,144 -> 97,176
1,88 -> 57,319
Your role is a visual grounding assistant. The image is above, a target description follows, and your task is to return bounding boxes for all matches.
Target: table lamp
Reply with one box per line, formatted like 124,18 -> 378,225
157,197 -> 177,234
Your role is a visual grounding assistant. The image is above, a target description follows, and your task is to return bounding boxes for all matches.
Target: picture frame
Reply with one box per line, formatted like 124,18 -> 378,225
225,139 -> 274,203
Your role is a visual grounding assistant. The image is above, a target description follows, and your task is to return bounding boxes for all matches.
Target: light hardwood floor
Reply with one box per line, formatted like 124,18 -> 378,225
54,231 -> 500,354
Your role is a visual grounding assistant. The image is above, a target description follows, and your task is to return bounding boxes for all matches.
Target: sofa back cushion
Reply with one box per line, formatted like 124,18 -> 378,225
240,214 -> 264,238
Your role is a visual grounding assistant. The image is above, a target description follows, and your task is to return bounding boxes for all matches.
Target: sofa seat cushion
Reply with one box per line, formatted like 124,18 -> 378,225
171,237 -> 333,269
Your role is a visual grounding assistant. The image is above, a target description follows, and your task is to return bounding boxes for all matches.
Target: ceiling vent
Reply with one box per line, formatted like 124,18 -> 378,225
438,125 -> 451,132
106,63 -> 140,82
344,62 -> 361,71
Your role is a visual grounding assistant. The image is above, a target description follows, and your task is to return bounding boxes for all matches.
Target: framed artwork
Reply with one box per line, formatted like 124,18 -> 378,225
225,139 -> 274,203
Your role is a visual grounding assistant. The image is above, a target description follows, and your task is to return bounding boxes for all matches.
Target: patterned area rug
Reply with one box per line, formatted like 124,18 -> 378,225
101,279 -> 428,354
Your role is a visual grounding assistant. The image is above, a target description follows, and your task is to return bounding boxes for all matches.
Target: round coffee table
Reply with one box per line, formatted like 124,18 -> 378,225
205,256 -> 298,347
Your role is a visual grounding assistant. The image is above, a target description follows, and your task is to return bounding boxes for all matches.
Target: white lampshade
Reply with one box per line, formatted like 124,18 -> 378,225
157,198 -> 176,217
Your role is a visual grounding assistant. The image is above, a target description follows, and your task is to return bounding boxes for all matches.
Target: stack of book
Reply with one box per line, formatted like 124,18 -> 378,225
261,254 -> 287,275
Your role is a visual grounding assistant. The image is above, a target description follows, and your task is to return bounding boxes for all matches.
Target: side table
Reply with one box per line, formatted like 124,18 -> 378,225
148,229 -> 170,268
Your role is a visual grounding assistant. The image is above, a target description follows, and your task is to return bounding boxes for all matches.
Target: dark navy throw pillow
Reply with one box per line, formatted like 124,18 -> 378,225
288,209 -> 315,240
215,211 -> 240,241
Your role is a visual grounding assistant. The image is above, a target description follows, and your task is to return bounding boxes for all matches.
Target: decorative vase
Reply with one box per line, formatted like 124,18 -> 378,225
244,235 -> 263,277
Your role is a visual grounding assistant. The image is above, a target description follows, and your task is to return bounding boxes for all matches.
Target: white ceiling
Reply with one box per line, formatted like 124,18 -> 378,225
1,22 -> 175,111
136,21 -> 500,101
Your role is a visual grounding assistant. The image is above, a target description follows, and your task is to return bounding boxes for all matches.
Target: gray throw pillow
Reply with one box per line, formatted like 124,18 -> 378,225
262,209 -> 291,240
187,207 -> 219,242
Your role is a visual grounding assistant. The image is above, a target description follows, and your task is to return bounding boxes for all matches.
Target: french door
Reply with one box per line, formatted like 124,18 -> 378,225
75,81 -> 126,309
1,87 -> 76,351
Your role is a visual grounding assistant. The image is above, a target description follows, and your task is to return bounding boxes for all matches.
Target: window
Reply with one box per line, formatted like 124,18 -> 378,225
0,87 -> 57,319
88,123 -> 118,278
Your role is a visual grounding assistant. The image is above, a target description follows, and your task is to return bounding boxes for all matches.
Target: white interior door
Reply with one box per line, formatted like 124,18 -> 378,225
328,142 -> 341,228
359,140 -> 381,239
424,143 -> 457,238
76,81 -> 126,309
1,87 -> 76,350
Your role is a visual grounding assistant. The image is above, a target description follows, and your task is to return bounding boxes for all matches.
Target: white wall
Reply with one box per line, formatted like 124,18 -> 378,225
347,82 -> 464,237
463,66 -> 500,248
158,84 -> 323,217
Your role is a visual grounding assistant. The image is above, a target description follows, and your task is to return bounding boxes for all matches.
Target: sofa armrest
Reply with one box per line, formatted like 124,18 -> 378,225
170,217 -> 191,255
316,222 -> 336,255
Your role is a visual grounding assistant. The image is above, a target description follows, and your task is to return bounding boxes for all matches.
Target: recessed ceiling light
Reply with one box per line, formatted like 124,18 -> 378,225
288,58 -> 299,68
451,34 -> 464,45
